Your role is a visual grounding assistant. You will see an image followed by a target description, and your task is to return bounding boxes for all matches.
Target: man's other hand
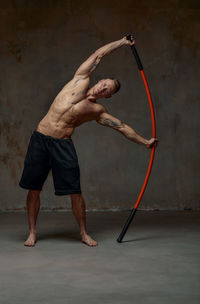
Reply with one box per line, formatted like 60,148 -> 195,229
146,138 -> 159,149
123,35 -> 135,46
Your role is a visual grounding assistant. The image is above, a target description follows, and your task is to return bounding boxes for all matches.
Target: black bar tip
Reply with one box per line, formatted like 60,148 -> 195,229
126,34 -> 133,42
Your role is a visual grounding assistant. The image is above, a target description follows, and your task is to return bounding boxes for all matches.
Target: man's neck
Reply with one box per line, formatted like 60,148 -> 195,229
86,88 -> 97,103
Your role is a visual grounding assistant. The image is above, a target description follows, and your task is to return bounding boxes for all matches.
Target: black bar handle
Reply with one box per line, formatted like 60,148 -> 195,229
117,208 -> 137,243
126,34 -> 143,71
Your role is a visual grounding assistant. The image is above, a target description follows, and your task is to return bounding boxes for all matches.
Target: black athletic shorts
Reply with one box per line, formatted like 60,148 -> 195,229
19,130 -> 82,195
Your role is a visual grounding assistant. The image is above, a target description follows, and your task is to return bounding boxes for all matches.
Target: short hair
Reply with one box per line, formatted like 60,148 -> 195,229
110,78 -> 121,94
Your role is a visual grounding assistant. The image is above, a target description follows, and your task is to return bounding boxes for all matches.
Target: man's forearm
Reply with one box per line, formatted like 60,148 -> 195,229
96,39 -> 125,58
74,35 -> 134,77
121,124 -> 148,147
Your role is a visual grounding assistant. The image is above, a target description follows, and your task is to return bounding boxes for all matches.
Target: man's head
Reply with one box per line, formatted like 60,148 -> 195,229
90,78 -> 121,100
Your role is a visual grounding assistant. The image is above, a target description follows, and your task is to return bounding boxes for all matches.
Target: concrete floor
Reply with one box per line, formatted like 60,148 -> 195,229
0,210 -> 199,304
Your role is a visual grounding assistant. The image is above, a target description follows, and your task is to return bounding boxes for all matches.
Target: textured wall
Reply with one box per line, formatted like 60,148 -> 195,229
0,0 -> 200,211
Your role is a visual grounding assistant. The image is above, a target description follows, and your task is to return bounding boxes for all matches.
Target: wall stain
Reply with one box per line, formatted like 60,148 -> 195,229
52,207 -> 66,211
0,119 -> 26,186
0,2 -> 72,41
6,39 -> 27,63
169,9 -> 200,56
5,207 -> 26,211
174,113 -> 181,134
6,97 -> 12,108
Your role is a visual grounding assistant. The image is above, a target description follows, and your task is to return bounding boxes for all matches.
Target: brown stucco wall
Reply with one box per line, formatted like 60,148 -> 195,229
0,0 -> 200,211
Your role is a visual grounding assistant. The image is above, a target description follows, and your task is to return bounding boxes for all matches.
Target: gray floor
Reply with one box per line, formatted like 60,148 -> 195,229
0,210 -> 200,304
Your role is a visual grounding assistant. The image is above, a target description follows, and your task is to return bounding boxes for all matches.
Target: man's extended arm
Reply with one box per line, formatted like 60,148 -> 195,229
74,35 -> 135,79
96,107 -> 158,149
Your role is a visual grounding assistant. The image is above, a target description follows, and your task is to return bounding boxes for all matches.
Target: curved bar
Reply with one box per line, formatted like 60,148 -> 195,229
134,70 -> 156,209
117,38 -> 156,243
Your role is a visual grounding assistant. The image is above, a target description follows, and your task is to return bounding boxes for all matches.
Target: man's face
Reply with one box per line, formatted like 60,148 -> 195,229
93,79 -> 116,99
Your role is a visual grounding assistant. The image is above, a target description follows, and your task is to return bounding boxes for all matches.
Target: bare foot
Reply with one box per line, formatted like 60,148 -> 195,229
24,231 -> 37,247
81,232 -> 98,247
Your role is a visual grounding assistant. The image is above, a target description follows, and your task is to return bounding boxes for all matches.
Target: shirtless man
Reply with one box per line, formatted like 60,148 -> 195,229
19,35 -> 158,247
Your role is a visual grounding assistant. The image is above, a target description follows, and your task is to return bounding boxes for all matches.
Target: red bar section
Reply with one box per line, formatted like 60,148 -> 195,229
134,70 -> 156,209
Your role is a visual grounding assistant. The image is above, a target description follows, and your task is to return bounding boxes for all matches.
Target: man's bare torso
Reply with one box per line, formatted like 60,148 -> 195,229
36,77 -> 102,139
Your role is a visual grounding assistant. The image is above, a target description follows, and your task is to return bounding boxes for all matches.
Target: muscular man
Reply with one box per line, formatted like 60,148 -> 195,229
19,35 -> 158,247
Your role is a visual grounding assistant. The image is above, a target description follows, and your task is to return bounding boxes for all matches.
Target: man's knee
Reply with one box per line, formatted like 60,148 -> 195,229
70,193 -> 82,201
28,190 -> 41,199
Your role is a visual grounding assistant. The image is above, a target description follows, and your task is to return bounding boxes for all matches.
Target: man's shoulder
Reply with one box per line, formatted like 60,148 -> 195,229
94,103 -> 107,114
93,104 -> 109,122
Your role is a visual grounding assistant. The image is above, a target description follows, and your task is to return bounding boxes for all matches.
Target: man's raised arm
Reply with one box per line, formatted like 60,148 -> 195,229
74,35 -> 135,79
96,107 -> 158,149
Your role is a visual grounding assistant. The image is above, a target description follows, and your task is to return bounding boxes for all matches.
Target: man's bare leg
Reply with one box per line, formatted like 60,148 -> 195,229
24,190 -> 41,247
70,193 -> 98,247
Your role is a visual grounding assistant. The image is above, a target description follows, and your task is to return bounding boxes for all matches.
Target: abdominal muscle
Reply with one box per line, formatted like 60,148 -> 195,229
36,119 -> 75,139
35,75 -> 101,139
35,95 -> 77,138
36,97 -> 99,139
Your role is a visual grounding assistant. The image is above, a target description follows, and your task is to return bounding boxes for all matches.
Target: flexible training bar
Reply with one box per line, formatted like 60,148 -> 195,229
117,34 -> 156,243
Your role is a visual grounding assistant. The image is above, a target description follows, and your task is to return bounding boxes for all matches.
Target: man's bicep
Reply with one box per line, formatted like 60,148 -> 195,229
74,51 -> 102,78
96,112 -> 124,131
